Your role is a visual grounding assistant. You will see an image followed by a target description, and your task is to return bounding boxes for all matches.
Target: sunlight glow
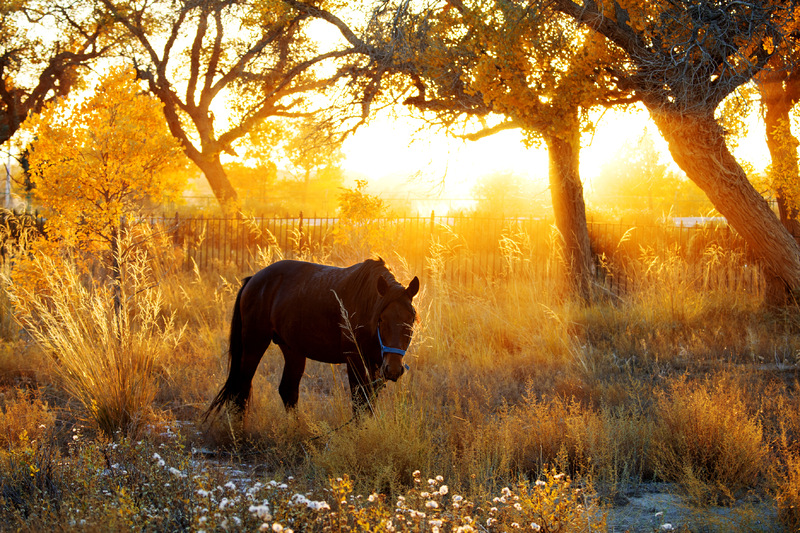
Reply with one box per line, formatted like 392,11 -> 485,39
342,103 -> 771,216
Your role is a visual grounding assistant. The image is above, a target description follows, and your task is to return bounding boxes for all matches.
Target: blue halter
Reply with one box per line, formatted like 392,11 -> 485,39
377,327 -> 410,370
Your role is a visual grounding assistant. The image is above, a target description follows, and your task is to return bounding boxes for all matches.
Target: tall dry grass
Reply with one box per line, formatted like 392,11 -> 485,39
1,216 -> 799,530
650,377 -> 767,505
3,247 -> 183,438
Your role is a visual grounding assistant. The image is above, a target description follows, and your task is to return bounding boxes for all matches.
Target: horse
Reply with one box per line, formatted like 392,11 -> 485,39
205,258 -> 420,418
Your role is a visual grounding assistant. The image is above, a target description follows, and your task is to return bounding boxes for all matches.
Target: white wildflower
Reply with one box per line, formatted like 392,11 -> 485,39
249,504 -> 272,521
291,493 -> 309,506
308,500 -> 330,511
535,480 -> 546,487
225,481 -> 237,491
453,495 -> 464,502
436,475 -> 444,482
514,502 -> 523,511
272,524 -> 283,532
425,500 -> 439,509
660,525 -> 674,532
531,522 -> 541,531
439,485 -> 449,495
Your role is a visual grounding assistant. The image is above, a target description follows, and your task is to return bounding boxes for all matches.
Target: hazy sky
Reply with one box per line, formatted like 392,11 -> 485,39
340,102 -> 771,209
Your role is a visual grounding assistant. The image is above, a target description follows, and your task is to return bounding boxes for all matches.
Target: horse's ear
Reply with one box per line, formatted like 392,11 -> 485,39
377,275 -> 389,296
406,276 -> 419,299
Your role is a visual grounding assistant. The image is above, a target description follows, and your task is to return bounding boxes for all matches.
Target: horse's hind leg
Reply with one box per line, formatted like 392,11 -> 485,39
277,346 -> 306,409
232,336 -> 271,413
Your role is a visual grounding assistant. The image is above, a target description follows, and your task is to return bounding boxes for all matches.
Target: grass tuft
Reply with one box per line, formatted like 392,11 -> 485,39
3,249 -> 182,438
650,377 -> 766,505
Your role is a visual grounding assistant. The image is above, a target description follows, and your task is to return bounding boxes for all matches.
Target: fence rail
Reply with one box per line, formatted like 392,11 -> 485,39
148,213 -> 761,296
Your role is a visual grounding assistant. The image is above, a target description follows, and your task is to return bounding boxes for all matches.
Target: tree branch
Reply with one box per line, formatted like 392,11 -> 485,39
457,120 -> 520,141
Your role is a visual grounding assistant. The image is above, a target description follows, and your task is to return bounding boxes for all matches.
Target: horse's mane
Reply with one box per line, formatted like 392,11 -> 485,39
339,258 -> 405,327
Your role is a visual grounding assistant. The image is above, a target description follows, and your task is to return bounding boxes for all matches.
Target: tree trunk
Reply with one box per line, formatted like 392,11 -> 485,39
189,154 -> 240,211
543,130 -> 595,302
649,109 -> 800,304
760,72 -> 800,238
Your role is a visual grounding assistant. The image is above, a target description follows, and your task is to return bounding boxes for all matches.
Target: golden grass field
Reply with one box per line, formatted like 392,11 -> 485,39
0,224 -> 799,532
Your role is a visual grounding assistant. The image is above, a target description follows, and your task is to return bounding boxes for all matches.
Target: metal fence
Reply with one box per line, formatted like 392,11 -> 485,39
150,213 -> 762,296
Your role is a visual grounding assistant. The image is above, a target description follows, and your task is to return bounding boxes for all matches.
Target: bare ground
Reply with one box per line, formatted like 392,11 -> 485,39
606,484 -> 782,533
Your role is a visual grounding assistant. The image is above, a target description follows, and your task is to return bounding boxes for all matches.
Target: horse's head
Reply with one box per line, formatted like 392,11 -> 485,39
376,275 -> 420,382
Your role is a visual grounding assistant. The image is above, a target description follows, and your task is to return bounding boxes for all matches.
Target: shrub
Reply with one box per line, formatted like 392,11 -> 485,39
777,453 -> 800,531
4,249 -> 182,438
650,378 -> 766,505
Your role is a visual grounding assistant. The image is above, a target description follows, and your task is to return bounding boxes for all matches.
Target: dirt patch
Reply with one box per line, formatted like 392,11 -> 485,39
606,485 -> 782,532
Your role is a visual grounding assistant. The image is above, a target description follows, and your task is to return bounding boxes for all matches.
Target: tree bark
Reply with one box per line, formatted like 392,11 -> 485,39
187,153 -> 239,211
760,71 -> 800,238
649,109 -> 800,304
543,128 -> 594,302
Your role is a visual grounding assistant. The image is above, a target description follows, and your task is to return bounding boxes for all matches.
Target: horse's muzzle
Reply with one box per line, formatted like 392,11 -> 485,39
381,354 -> 405,382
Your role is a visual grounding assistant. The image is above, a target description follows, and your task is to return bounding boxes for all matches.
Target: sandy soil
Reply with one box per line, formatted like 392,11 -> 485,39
605,484 -> 782,532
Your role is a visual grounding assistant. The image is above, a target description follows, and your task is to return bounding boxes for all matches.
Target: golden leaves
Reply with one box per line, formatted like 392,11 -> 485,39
25,66 -> 187,252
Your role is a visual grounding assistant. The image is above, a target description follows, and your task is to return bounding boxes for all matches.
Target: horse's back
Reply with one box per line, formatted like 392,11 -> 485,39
240,260 -> 359,362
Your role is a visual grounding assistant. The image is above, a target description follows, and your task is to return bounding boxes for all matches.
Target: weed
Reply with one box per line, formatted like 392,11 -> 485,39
650,378 -> 766,505
3,248 -> 183,438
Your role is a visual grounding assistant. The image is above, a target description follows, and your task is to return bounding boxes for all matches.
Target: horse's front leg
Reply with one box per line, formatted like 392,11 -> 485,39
346,359 -> 382,415
278,346 -> 306,409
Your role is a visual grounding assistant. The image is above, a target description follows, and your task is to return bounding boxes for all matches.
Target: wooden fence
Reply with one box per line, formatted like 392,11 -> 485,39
150,213 -> 762,296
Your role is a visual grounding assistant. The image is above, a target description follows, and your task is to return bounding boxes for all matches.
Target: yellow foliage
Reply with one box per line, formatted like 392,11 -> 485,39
25,66 -> 186,256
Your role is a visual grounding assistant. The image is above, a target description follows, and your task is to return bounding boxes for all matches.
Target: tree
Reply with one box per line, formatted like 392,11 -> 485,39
472,172 -> 535,216
757,65 -> 800,237
26,67 -> 186,273
0,0 -> 112,145
100,0 -> 363,211
344,0 -> 636,300
335,179 -> 388,258
553,0 -> 800,304
247,116 -> 346,213
590,133 -> 713,216
285,120 -> 346,209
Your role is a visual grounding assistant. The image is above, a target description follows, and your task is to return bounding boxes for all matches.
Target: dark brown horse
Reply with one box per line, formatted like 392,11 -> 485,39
205,258 -> 419,417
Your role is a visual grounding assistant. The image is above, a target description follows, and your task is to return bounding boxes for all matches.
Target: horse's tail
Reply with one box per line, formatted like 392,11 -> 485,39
203,276 -> 252,421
